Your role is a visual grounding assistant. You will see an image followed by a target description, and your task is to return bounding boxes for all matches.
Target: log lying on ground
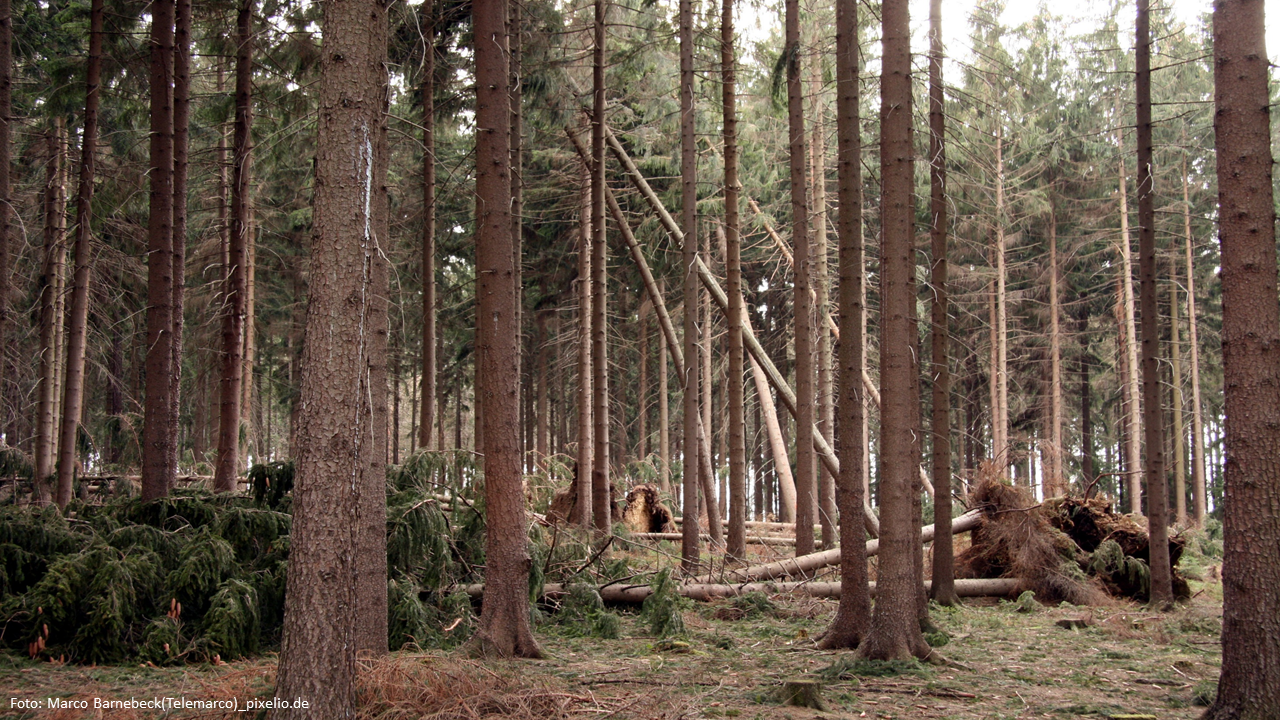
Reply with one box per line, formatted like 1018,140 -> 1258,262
624,532 -> 821,547
464,577 -> 1019,603
690,509 -> 984,585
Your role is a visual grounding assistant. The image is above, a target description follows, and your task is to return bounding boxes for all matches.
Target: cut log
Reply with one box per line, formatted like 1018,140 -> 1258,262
690,508 -> 984,584
463,576 -> 1019,603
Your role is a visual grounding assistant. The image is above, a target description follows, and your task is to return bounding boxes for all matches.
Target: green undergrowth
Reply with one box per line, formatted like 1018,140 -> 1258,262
1,450 -> 585,665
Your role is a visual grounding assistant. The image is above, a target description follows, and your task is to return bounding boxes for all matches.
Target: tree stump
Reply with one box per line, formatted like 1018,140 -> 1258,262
777,679 -> 824,709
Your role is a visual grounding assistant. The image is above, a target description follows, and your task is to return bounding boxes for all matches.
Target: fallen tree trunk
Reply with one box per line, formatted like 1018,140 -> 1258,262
625,532 -> 821,547
602,124 -> 878,538
464,577 -> 1019,603
690,509 -> 984,584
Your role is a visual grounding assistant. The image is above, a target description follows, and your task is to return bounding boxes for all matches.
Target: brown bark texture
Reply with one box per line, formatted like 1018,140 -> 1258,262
819,0 -> 870,650
679,0 -> 700,571
591,0 -> 610,534
420,7 -> 437,451
576,167 -> 593,529
468,0 -> 542,658
1205,0 -> 1280,715
169,0 -> 190,481
927,0 -> 957,607
55,0 -> 104,508
215,0 -> 254,494
0,0 -> 9,448
143,0 -> 176,501
785,0 -> 815,559
35,125 -> 66,504
860,0 -> 928,662
722,0 -> 746,560
271,0 -> 390,715
1135,0 -> 1172,605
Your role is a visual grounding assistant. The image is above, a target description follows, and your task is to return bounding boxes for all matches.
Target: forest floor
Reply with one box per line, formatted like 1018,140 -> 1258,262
1,573 -> 1224,720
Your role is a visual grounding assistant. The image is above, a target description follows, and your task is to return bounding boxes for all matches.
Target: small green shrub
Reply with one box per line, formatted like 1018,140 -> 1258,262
641,568 -> 688,638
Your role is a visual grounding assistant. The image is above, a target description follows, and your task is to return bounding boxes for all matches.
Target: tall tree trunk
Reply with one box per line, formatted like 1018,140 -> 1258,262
1170,261 -> 1186,524
536,311 -> 549,465
467,0 -> 541,657
819,0 -> 871,648
1079,316 -> 1094,489
510,0 -> 523,469
357,27 -> 391,653
1182,149 -> 1207,525
859,0 -> 927,661
272,0 -> 392,712
1135,0 -> 1172,605
243,215 -> 257,454
1116,130 -> 1143,512
786,0 -> 816,559
638,302 -> 648,460
992,125 -> 1008,466
419,4 -> 437,451
806,32 -> 835,550
0,0 -> 10,449
35,124 -> 67,504
142,0 -> 176,501
55,0 -> 104,509
658,278 -> 670,496
169,0 -> 190,476
722,0 -> 745,559
1205,1 -> 1280,713
50,123 -> 67,468
1047,204 -> 1062,497
215,0 -> 253,493
576,168 -> 593,528
590,0 -> 610,535
927,0 -> 957,607
679,0 -> 700,570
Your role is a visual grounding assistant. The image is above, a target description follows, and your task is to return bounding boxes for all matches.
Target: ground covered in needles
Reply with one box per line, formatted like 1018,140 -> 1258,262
2,581 -> 1224,720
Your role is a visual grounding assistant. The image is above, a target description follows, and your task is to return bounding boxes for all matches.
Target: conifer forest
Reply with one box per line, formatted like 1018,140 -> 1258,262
1,0 -> 1278,717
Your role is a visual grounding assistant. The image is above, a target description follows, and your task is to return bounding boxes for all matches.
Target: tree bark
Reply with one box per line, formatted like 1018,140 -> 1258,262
658,279 -> 670,496
0,0 -> 10,450
590,0 -> 610,535
1205,0 -> 1280,713
926,0 -> 957,607
1116,130 -> 1143,513
215,0 -> 253,494
722,0 -> 745,559
820,0 -> 871,648
1046,203 -> 1062,497
467,0 -> 541,657
785,0 -> 815,559
806,29 -> 835,551
1170,258 -> 1186,524
34,124 -> 66,504
169,0 -> 190,478
55,0 -> 104,509
860,0 -> 928,661
419,4 -> 437,451
271,0 -> 391,714
1079,317 -> 1094,490
142,0 -> 176,501
679,0 -> 700,571
638,302 -> 648,461
1135,0 -> 1171,604
1182,149 -> 1207,525
992,126 -> 1008,467
576,167 -> 593,529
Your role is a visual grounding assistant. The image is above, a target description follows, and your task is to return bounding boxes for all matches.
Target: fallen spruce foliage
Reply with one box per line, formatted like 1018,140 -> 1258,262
0,452 -> 489,665
956,477 -> 1190,604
